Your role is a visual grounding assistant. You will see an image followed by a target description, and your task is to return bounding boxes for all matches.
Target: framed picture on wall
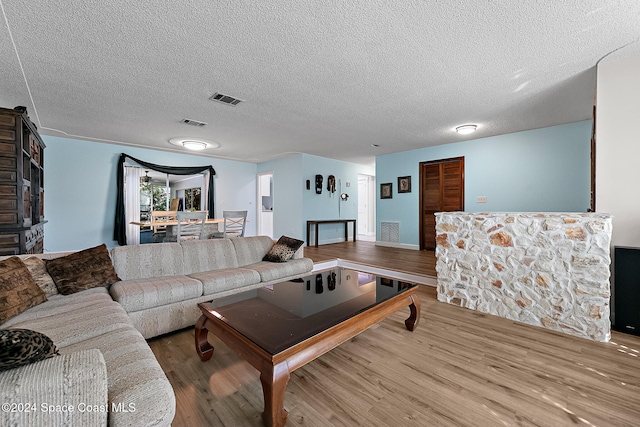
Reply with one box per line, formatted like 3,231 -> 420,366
398,176 -> 411,193
380,183 -> 392,199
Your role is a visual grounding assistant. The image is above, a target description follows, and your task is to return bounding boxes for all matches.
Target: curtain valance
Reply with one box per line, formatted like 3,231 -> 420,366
114,153 -> 216,245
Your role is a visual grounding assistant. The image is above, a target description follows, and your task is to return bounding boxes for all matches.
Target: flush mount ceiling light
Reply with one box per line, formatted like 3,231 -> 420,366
169,138 -> 220,151
455,124 -> 478,135
182,140 -> 207,151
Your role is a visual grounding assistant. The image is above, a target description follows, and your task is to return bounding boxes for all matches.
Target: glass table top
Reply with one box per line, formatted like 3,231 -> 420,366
200,268 -> 416,355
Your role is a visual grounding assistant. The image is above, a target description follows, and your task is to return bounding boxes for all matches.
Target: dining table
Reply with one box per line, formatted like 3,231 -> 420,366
129,218 -> 224,227
130,218 -> 225,239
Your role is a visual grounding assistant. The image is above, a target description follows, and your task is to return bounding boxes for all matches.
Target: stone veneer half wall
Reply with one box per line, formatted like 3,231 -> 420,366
435,212 -> 613,342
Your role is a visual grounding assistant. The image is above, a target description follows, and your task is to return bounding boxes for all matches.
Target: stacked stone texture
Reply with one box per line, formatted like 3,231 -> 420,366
435,212 -> 613,342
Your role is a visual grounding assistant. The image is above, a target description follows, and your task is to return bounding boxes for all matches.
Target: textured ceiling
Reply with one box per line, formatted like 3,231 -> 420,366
1,1 -> 639,165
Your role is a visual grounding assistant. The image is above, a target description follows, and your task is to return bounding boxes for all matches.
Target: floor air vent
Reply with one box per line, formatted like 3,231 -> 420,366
209,92 -> 243,106
380,221 -> 400,243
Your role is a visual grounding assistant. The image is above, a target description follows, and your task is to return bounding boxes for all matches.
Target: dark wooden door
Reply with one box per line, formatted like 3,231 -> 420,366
419,157 -> 464,250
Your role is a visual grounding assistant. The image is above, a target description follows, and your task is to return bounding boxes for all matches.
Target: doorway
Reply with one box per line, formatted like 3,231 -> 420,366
357,174 -> 375,240
257,172 -> 274,238
419,157 -> 464,250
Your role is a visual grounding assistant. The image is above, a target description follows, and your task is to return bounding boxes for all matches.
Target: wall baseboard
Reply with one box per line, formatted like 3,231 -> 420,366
375,241 -> 420,250
312,238 -> 420,251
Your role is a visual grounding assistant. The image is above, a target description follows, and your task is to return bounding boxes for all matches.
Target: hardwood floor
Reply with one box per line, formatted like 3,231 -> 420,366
148,242 -> 640,426
303,241 -> 437,278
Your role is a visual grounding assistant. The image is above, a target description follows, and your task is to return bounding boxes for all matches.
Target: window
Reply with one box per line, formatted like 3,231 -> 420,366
184,187 -> 201,210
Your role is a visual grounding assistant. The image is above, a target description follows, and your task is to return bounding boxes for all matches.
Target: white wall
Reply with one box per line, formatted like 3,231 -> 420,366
596,54 -> 640,248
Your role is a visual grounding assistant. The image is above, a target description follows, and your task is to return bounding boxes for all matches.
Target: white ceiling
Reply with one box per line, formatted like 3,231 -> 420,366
1,1 -> 639,166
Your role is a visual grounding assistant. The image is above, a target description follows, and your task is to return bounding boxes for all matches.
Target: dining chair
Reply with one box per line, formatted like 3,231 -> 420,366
150,210 -> 177,242
210,210 -> 247,238
164,211 -> 207,242
170,198 -> 182,211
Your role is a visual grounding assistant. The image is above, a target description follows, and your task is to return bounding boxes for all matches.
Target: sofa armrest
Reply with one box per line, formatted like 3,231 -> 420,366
293,245 -> 305,259
0,349 -> 108,427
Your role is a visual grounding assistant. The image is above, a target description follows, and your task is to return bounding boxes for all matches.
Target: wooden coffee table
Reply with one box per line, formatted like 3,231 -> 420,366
195,270 -> 420,427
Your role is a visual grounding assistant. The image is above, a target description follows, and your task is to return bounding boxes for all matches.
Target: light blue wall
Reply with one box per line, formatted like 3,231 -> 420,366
376,121 -> 592,247
301,154 -> 374,244
258,153 -> 374,244
257,154 -> 304,239
43,136 -> 257,252
45,122 -> 582,252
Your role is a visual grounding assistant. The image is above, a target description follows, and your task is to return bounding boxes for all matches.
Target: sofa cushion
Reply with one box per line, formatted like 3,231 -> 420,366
188,267 -> 261,295
45,244 -> 121,295
62,327 -> 176,427
181,238 -> 239,274
263,235 -> 305,262
110,242 -> 184,280
0,257 -> 47,324
110,276 -> 203,313
0,287 -> 111,329
0,348 -> 108,427
0,328 -> 59,371
22,257 -> 58,298
2,289 -> 134,349
231,236 -> 277,266
247,258 -> 315,283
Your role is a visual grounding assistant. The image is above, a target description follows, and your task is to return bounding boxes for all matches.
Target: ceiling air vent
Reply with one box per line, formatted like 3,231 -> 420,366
180,118 -> 207,127
209,92 -> 243,106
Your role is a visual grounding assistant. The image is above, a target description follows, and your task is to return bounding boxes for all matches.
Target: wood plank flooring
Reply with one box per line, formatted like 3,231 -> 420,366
303,241 -> 437,278
148,242 -> 640,426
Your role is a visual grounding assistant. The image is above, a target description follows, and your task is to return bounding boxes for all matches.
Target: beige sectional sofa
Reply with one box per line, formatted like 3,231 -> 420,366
0,236 -> 313,427
110,236 -> 313,338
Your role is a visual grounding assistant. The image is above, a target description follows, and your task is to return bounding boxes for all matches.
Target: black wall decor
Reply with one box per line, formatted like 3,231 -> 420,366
315,174 -> 323,194
327,175 -> 336,193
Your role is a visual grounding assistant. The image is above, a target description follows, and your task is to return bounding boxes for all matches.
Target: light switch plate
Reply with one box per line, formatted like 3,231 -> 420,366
477,196 -> 487,203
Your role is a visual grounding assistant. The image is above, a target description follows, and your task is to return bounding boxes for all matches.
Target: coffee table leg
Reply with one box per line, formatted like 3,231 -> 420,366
405,295 -> 421,331
195,315 -> 215,361
260,361 -> 290,427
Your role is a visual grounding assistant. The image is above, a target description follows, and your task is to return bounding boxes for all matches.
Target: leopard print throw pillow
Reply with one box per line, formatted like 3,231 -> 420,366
262,236 -> 304,263
0,328 -> 59,371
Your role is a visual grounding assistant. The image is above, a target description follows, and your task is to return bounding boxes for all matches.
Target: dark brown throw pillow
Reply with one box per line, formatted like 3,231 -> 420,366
263,236 -> 305,263
0,257 -> 47,324
0,328 -> 59,371
46,244 -> 121,295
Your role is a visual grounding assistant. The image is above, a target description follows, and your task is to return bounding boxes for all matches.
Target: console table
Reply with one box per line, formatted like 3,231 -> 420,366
306,219 -> 356,247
